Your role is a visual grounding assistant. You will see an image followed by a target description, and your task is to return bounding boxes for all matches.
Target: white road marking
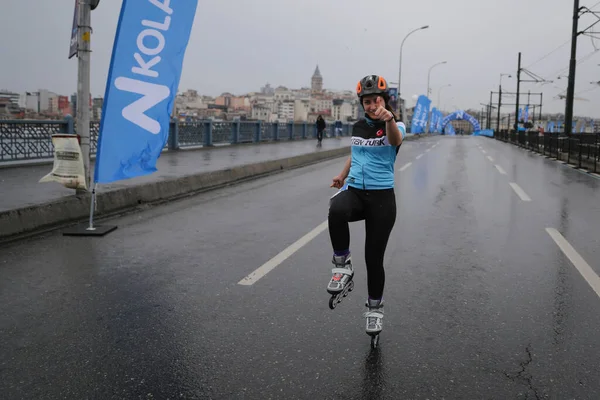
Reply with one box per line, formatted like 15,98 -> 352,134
487,156 -> 495,162
399,162 -> 413,172
426,148 -> 431,153
546,228 -> 600,299
482,150 -> 487,154
416,154 -> 424,160
509,182 -> 531,201
238,220 -> 328,285
495,165 -> 507,175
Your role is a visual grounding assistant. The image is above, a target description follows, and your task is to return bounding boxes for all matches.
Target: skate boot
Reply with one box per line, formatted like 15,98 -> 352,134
327,253 -> 354,310
364,298 -> 384,348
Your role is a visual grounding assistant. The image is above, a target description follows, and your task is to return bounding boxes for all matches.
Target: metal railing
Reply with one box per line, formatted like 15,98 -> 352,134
495,130 -> 599,173
0,117 -> 352,163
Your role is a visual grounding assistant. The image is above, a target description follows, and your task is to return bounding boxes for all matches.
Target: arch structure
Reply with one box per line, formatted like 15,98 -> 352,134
441,110 -> 481,134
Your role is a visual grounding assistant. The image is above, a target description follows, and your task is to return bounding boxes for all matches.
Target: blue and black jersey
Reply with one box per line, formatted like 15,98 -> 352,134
346,119 -> 406,190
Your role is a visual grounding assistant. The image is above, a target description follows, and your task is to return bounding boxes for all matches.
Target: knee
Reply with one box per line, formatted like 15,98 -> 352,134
328,199 -> 350,222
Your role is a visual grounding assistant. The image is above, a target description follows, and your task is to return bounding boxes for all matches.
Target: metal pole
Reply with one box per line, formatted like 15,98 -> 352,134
88,183 -> 97,230
488,91 -> 493,129
398,39 -> 405,120
398,25 -> 429,123
426,61 -> 446,99
515,52 -> 521,132
527,90 -> 531,127
497,85 -> 502,132
425,61 -> 446,133
565,0 -> 580,135
437,84 -> 450,109
77,0 -> 92,194
427,70 -> 431,100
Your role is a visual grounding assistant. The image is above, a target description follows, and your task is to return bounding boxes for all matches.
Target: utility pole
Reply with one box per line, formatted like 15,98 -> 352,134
488,91 -> 493,129
76,0 -> 92,193
497,87 -> 502,132
564,0 -> 580,135
515,52 -> 521,132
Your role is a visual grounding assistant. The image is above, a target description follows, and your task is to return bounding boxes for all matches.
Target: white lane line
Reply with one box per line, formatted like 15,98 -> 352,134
416,154 -> 424,160
546,228 -> 600,299
509,182 -> 532,202
481,150 -> 487,154
399,162 -> 413,172
238,220 -> 328,285
426,148 -> 431,153
487,156 -> 495,162
495,165 -> 507,175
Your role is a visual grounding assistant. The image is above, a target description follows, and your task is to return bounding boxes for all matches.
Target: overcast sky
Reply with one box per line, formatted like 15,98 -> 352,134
1,0 -> 600,118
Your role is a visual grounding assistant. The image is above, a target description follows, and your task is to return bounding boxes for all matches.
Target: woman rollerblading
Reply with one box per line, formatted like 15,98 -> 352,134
327,74 -> 405,347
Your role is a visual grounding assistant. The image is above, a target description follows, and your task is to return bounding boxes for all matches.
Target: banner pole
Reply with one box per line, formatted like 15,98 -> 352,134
87,182 -> 97,231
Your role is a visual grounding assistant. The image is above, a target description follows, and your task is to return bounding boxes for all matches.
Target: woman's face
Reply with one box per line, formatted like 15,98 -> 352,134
362,95 -> 384,119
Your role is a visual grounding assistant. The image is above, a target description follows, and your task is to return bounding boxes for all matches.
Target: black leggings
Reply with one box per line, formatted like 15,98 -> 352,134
328,186 -> 396,299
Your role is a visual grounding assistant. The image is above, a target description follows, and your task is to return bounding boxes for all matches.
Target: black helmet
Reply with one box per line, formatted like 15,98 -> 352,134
356,75 -> 389,99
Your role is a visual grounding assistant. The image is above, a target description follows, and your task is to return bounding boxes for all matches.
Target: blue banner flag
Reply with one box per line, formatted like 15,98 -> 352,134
94,0 -> 198,184
436,110 -> 443,133
411,95 -> 431,134
429,108 -> 438,133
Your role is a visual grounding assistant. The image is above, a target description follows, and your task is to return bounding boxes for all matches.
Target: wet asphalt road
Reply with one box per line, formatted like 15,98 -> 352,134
2,136 -> 600,399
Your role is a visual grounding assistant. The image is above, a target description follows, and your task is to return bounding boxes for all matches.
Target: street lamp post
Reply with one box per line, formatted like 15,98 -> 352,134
437,84 -> 451,109
398,25 -> 429,122
425,61 -> 446,133
427,61 -> 447,99
497,73 -> 511,132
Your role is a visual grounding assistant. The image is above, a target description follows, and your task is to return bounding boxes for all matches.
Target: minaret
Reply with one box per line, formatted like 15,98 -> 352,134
311,65 -> 323,92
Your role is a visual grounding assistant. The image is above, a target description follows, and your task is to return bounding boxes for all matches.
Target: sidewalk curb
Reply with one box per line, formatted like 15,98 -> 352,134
0,146 -> 350,241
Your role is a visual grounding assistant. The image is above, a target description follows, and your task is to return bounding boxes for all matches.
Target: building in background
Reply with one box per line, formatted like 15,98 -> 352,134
311,65 -> 323,93
5,65 -> 370,123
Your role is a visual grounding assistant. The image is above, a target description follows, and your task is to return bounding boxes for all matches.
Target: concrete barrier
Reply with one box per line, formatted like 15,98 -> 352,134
0,146 -> 350,241
1,134 -> 434,241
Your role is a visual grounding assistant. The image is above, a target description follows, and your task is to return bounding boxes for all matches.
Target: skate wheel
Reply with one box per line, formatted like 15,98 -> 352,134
329,296 -> 337,310
371,334 -> 380,349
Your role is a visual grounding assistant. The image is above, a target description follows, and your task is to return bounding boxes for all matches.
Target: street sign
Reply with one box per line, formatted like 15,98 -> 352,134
68,0 -> 79,59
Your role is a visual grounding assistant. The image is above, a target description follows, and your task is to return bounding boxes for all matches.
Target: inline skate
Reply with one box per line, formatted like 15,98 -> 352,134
364,298 -> 384,348
327,253 -> 354,309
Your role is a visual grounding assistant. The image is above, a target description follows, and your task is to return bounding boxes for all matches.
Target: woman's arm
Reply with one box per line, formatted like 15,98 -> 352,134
331,156 -> 352,188
385,117 -> 402,146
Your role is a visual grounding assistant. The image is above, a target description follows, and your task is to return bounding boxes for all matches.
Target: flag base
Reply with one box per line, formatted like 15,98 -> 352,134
62,224 -> 117,237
